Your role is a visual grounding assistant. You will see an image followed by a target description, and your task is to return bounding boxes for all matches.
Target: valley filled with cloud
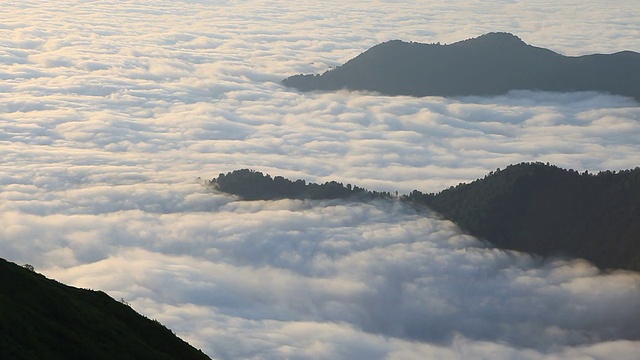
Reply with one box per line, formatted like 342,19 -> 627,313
1,1 -> 640,358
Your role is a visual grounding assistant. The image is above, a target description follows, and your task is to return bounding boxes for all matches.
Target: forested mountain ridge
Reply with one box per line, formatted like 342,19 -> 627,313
405,163 -> 640,271
0,258 -> 211,360
282,32 -> 640,101
210,169 -> 393,201
210,163 -> 640,271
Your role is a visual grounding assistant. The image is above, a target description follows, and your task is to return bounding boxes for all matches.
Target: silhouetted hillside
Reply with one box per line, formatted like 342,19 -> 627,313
282,32 -> 640,101
0,258 -> 211,360
210,169 -> 393,200
405,163 -> 640,271
211,164 -> 640,271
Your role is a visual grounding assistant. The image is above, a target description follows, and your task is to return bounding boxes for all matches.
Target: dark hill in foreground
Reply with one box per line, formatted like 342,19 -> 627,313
210,163 -> 640,271
282,32 -> 640,101
0,258 -> 210,360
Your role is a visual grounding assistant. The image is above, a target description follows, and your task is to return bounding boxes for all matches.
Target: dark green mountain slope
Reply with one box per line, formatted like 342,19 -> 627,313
405,163 -> 640,271
282,32 -> 640,101
211,164 -> 640,271
0,258 -> 211,360
210,169 -> 392,200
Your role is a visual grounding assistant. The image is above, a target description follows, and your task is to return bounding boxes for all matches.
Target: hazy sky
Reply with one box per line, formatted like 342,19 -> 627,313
2,1 -> 640,358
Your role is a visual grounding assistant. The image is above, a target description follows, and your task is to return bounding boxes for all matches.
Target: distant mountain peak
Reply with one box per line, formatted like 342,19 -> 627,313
456,32 -> 527,47
449,32 -> 529,50
282,32 -> 640,101
474,32 -> 524,42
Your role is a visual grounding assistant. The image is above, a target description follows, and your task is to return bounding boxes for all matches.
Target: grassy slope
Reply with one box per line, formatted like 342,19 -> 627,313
0,258 -> 210,360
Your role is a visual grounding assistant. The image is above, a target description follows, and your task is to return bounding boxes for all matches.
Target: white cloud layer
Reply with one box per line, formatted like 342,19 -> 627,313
1,1 -> 640,358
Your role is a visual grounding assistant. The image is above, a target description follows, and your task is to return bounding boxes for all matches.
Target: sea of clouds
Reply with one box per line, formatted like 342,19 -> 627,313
2,0 -> 640,358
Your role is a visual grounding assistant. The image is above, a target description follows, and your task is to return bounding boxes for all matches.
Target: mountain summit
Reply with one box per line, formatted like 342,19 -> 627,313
282,32 -> 640,100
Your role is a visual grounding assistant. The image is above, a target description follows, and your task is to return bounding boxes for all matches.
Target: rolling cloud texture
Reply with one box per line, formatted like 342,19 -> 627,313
1,1 -> 640,358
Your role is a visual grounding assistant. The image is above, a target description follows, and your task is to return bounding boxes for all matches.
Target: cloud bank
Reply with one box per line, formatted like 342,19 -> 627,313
8,197 -> 640,358
1,0 -> 640,358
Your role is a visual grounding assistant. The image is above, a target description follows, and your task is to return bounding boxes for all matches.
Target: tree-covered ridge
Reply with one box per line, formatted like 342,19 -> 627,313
282,32 -> 640,101
404,162 -> 640,271
0,258 -> 211,360
210,169 -> 393,200
211,163 -> 640,271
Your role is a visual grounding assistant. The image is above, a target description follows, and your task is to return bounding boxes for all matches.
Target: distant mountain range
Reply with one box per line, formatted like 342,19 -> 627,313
210,163 -> 640,272
0,258 -> 210,360
282,32 -> 640,101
